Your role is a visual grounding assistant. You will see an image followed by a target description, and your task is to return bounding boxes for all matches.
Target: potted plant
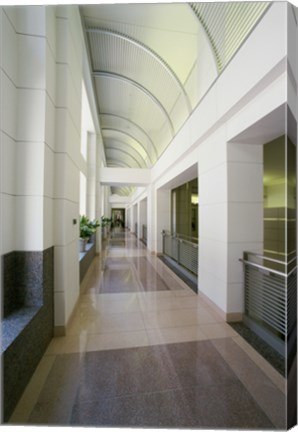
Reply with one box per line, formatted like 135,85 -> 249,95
88,218 -> 100,243
79,215 -> 93,252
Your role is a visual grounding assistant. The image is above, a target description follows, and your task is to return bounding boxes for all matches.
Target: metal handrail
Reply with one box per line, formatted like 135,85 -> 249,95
244,251 -> 297,267
162,230 -> 198,246
240,258 -> 297,278
240,259 -> 286,278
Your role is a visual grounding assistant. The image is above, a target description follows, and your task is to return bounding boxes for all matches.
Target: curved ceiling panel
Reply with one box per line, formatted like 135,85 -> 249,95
83,4 -> 199,83
190,2 -> 271,72
81,2 -> 271,197
100,114 -> 158,163
102,129 -> 152,166
88,29 -> 191,116
104,137 -> 148,168
111,186 -> 136,196
94,74 -> 173,144
105,147 -> 143,168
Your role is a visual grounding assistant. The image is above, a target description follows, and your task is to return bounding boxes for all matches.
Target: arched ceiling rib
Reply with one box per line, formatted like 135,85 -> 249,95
100,113 -> 158,162
104,138 -> 148,168
87,28 -> 192,114
102,128 -> 153,165
105,147 -> 143,168
81,2 -> 271,197
94,72 -> 175,136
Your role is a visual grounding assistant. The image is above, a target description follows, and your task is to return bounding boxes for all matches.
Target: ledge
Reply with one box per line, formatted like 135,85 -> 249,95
79,242 -> 94,262
1,306 -> 41,353
79,241 -> 96,283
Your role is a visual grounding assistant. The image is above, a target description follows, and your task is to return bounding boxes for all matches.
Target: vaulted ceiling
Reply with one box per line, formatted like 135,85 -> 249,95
80,2 -> 271,196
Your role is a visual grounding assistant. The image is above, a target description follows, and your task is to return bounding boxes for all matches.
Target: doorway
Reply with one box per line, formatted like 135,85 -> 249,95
112,208 -> 125,228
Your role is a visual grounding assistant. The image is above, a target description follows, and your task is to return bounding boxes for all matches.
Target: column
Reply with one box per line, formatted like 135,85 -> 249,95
86,132 -> 96,220
226,142 -> 263,319
54,5 -> 83,334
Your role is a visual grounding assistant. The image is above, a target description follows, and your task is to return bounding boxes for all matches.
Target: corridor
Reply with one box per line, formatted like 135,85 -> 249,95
9,230 -> 286,429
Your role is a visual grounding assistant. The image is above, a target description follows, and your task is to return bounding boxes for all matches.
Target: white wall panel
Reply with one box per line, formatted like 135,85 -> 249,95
199,268 -> 227,312
17,34 -> 46,89
2,10 -> 17,84
199,238 -> 227,282
46,43 -> 56,104
45,95 -> 56,151
46,6 -> 56,55
15,196 -> 44,250
227,163 -> 263,203
17,89 -> 46,142
16,6 -> 46,36
216,3 -> 287,120
2,7 -> 17,30
1,71 -> 17,140
44,144 -> 54,197
43,197 -> 54,250
199,164 -> 227,206
228,203 -> 263,243
1,194 -> 16,254
16,141 -> 44,196
199,203 -> 227,243
1,132 -> 16,195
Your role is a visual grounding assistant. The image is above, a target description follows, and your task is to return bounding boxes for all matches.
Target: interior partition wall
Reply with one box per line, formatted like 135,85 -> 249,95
139,198 -> 148,244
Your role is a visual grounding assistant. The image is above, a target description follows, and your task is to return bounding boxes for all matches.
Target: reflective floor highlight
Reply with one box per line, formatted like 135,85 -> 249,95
9,230 -> 286,429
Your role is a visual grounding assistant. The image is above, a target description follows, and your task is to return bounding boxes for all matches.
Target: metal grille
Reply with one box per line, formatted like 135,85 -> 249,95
164,235 -> 179,262
179,240 -> 198,275
190,2 -> 270,72
162,231 -> 198,276
287,267 -> 297,334
244,266 -> 286,336
242,252 -> 297,352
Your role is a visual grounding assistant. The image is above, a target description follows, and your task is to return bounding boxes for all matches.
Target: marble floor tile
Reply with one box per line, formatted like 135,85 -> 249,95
8,230 -> 287,430
142,308 -> 205,329
199,322 -> 239,339
45,334 -> 88,355
9,355 -> 56,424
28,353 -> 82,425
138,295 -> 181,311
79,295 -> 142,316
86,330 -> 149,351
211,337 -> 286,429
66,340 -> 277,429
71,389 -> 196,428
146,325 -> 208,345
232,335 -> 286,394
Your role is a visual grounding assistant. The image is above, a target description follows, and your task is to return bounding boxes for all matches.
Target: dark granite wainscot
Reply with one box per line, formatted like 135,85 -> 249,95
79,235 -> 96,283
1,247 -> 54,422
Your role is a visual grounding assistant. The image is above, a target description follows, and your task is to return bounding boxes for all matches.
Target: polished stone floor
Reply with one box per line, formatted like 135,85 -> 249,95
9,229 -> 287,429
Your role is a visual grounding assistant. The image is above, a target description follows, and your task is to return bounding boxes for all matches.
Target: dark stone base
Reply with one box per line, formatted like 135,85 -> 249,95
228,321 -> 285,376
158,255 -> 198,293
1,247 -> 54,421
79,241 -> 96,283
